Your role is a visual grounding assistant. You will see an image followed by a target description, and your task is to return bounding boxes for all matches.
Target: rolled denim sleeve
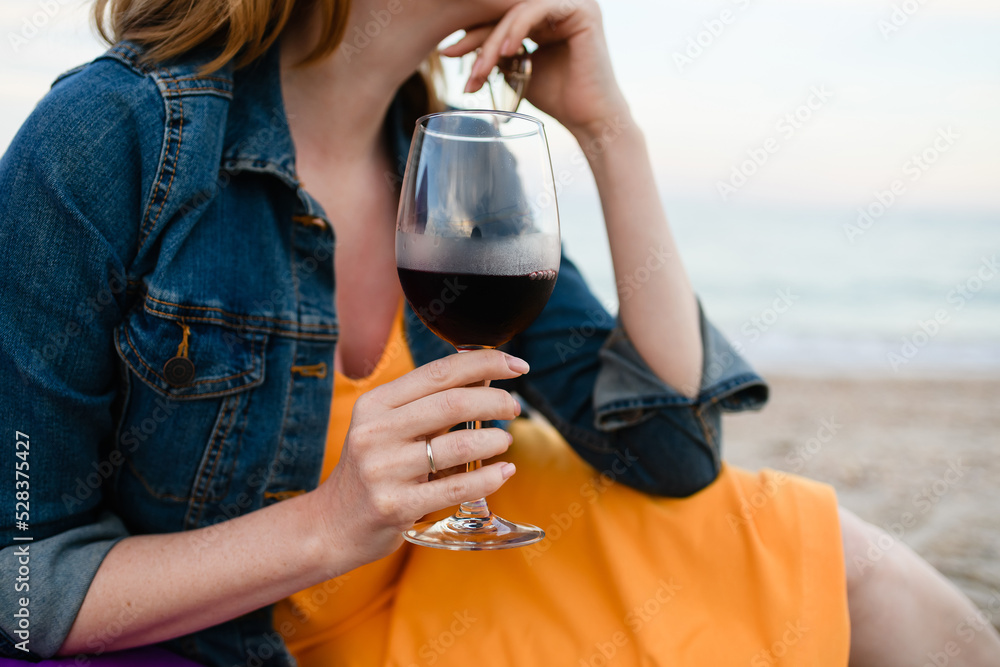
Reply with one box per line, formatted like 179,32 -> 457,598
594,305 -> 768,427
590,305 -> 768,493
0,515 -> 128,659
506,255 -> 767,498
0,61 -> 155,659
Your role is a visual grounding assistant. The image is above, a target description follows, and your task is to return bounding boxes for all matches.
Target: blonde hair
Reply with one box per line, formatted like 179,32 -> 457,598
93,0 -> 351,73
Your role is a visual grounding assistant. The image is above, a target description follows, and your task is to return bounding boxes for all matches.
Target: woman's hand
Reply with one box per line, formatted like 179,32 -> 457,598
311,349 -> 527,568
441,0 -> 631,142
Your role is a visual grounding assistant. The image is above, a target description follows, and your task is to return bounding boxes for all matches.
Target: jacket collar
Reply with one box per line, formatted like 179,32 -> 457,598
221,43 -> 300,189
90,40 -> 413,207
222,42 -> 416,198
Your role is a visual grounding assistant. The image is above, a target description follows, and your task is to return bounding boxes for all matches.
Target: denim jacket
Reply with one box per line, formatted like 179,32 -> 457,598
0,42 -> 767,665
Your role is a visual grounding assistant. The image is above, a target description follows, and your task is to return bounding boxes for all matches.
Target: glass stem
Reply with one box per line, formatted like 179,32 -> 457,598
456,348 -> 492,521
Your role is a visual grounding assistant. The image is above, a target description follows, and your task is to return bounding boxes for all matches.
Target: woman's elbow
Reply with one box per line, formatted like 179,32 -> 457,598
609,417 -> 721,498
626,453 -> 719,497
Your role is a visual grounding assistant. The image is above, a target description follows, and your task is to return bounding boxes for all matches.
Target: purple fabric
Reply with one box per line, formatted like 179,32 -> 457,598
0,647 -> 202,666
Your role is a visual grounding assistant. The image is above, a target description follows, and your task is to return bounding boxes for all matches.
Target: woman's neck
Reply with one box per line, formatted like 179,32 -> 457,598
280,0 -> 513,170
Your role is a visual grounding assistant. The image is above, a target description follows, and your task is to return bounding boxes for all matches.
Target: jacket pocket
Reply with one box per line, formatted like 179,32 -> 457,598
115,307 -> 267,399
112,306 -> 267,515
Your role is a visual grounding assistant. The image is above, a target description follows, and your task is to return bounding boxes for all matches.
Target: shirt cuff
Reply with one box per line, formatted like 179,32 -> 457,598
0,511 -> 129,659
592,301 -> 768,431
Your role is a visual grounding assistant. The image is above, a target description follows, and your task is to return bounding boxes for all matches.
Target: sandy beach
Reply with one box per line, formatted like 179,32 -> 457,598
722,374 -> 1000,631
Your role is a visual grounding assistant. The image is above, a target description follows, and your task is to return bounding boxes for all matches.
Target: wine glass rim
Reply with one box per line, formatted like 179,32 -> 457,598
416,109 -> 544,140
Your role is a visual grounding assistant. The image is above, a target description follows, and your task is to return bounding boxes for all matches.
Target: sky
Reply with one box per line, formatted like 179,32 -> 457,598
1,0 -> 998,374
2,0 -> 998,211
604,0 -> 1000,212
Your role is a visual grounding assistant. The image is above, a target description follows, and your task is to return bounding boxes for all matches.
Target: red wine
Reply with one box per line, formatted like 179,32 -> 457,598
397,268 -> 557,348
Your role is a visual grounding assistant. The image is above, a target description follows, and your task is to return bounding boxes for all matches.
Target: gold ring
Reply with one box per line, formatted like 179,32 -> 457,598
426,437 -> 437,475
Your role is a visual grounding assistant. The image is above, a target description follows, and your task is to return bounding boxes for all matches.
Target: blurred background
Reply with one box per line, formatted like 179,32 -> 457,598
2,0 -> 998,627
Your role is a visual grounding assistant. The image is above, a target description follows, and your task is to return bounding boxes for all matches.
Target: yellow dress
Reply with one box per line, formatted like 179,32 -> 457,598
273,305 -> 850,665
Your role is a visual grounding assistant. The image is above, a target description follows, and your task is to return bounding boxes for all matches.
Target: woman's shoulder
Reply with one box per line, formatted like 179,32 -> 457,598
23,47 -> 162,153
13,42 -> 234,177
41,42 -> 235,139
2,42 -> 237,260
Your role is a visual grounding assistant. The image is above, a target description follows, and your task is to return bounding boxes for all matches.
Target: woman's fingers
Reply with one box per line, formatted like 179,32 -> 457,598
387,386 -> 522,439
466,2 -> 552,92
465,6 -> 525,92
368,349 -> 528,409
408,461 -> 516,517
439,25 -> 493,57
334,351 -> 527,545
398,427 -> 513,479
502,3 -> 556,52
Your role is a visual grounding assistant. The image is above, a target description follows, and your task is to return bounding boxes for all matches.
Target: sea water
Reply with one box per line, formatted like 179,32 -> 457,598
560,196 -> 1000,378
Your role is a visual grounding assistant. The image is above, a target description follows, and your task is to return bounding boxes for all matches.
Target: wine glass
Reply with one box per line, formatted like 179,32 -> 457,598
395,110 -> 560,550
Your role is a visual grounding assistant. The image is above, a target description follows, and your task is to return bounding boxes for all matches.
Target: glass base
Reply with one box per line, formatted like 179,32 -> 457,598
403,513 -> 545,551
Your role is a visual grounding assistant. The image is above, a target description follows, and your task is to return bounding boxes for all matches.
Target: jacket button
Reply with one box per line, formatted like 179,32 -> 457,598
164,356 -> 196,386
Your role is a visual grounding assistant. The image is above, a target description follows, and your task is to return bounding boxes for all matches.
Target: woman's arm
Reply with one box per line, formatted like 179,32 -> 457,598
574,120 -> 703,396
445,0 -> 702,396
61,349 -> 525,654
429,0 -> 768,498
60,493 -> 327,654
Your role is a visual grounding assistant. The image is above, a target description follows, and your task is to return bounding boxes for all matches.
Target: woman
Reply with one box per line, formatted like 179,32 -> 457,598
1,0 -> 997,664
